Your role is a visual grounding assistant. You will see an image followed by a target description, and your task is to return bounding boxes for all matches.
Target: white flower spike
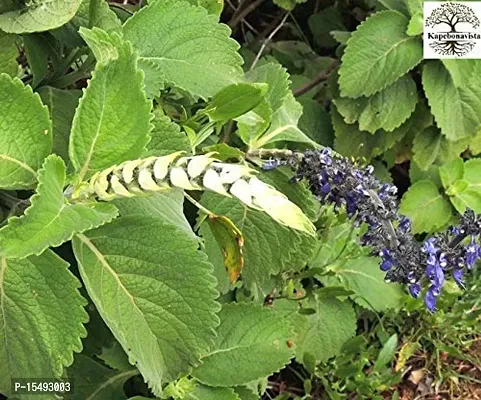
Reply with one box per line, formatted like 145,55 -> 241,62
74,153 -> 315,235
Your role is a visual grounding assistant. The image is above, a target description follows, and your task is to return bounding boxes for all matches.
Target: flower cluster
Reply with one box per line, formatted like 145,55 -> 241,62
275,148 -> 481,311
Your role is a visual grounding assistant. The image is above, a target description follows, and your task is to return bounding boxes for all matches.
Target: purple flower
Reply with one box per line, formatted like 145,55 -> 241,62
453,269 -> 465,289
465,235 -> 479,269
425,286 -> 438,312
409,283 -> 421,298
422,238 -> 438,254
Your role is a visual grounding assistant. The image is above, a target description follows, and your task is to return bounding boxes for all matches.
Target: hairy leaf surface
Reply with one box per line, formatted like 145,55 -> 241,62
72,216 -> 219,395
69,31 -> 151,181
295,296 -> 356,364
321,257 -> 404,311
0,251 -> 87,396
339,11 -> 422,98
192,303 -> 294,386
0,0 -> 82,33
0,155 -> 118,259
38,87 -> 82,166
399,180 -> 452,233
0,31 -> 18,77
123,0 -> 243,99
334,75 -> 418,133
0,74 -> 52,189
423,61 -> 481,141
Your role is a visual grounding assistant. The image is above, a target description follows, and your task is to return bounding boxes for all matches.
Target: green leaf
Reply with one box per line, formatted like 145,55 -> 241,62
0,0 -> 83,33
185,385 -> 240,400
450,159 -> 481,214
144,111 -> 190,157
406,12 -> 423,36
373,334 -> 398,372
423,61 -> 481,141
295,296 -> 356,364
0,250 -> 88,395
298,97 -> 334,147
236,63 -> 290,145
245,63 -> 290,113
0,155 -> 118,260
113,189 -> 196,241
38,86 -> 82,166
72,216 -> 219,396
69,31 -> 151,181
322,257 -> 404,311
207,83 -> 268,122
332,108 -> 404,160
440,158 -> 464,190
123,0 -> 243,100
67,355 -> 137,400
253,93 -> 318,148
0,31 -> 18,77
412,126 -> 442,171
334,101 -> 432,160
334,74 -> 418,133
202,143 -> 245,161
308,7 -> 346,48
192,303 -> 294,386
234,386 -> 258,400
89,0 -> 122,33
23,34 -> 51,87
97,341 -> 132,372
399,180 -> 452,233
405,0 -> 422,16
200,169 -> 317,290
0,74 -> 52,189
339,11 -> 422,98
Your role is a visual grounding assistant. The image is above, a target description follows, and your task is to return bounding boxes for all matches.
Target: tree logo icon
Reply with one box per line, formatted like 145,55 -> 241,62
425,2 -> 481,58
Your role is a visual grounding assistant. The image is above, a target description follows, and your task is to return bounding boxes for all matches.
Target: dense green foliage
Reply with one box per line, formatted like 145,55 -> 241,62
1,0 -> 481,399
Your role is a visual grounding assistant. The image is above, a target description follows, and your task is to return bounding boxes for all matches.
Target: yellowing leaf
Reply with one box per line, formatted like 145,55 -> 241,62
207,214 -> 244,283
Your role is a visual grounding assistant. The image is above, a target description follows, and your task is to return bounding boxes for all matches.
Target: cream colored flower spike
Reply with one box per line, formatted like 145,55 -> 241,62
75,153 -> 315,235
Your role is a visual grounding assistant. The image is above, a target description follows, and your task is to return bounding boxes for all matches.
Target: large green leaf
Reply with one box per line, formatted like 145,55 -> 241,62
0,31 -> 18,77
69,31 -> 151,181
113,189 -> 196,241
0,155 -> 118,260
399,180 -> 452,233
338,11 -> 422,98
295,296 -> 356,364
0,250 -> 88,397
66,355 -> 137,400
72,216 -> 219,396
423,61 -> 481,141
252,93 -> 318,148
200,169 -> 317,291
192,303 -> 294,386
0,0 -> 82,33
123,0 -> 243,99
144,111 -> 190,157
334,74 -> 418,133
0,74 -> 52,189
38,86 -> 82,166
207,83 -> 268,122
449,159 -> 481,214
321,257 -> 404,311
